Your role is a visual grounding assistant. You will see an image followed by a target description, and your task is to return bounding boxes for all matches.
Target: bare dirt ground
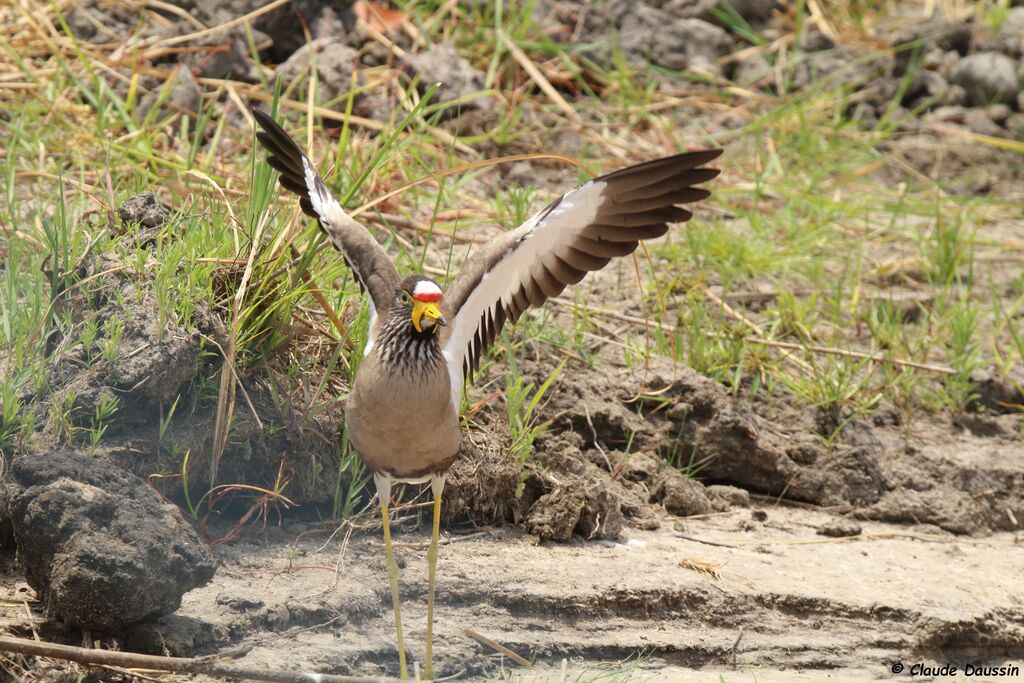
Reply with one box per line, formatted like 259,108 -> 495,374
9,501 -> 1020,681
4,352 -> 1023,681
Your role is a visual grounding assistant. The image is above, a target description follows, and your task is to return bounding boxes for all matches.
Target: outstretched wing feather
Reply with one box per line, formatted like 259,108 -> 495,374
252,109 -> 399,313
441,148 -> 723,411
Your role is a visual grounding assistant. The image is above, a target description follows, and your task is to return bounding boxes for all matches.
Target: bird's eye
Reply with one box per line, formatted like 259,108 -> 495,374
399,291 -> 412,304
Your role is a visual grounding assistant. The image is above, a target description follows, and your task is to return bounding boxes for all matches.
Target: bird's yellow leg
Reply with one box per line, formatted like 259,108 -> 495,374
424,475 -> 445,680
378,479 -> 409,680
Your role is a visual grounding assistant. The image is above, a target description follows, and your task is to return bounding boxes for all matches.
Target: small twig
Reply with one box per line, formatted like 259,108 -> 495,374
498,30 -> 583,125
22,601 -> 39,642
149,0 -> 292,48
201,335 -> 264,430
582,404 -> 612,472
676,534 -> 739,549
0,635 -> 408,683
747,492 -> 852,512
731,627 -> 744,669
356,17 -> 406,59
742,337 -> 956,375
725,531 -> 953,547
461,628 -> 531,668
546,297 -> 957,375
421,0 -> 459,33
703,286 -> 813,374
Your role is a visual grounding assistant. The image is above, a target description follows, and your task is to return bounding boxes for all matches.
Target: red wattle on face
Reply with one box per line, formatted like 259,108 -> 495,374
414,292 -> 443,303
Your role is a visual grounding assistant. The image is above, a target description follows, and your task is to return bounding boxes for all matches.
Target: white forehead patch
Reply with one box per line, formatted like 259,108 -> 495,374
413,280 -> 443,298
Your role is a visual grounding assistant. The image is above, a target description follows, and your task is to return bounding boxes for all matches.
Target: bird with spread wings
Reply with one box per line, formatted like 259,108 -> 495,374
252,108 -> 722,679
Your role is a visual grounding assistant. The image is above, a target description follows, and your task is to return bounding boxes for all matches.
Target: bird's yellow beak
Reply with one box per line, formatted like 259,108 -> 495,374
412,300 -> 446,333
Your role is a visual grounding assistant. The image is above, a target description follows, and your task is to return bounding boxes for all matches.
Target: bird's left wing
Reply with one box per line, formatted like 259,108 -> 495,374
441,149 -> 723,409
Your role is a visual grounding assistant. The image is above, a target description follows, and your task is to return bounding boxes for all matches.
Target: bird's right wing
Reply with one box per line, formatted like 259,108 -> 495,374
252,109 -> 400,314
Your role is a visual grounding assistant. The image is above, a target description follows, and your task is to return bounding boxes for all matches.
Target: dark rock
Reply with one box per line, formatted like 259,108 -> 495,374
66,1 -> 137,43
623,13 -> 732,74
996,7 -> 1024,58
970,367 -> 1024,413
525,486 -> 586,542
787,439 -> 821,465
903,69 -> 950,107
620,452 -> 665,485
867,488 -> 982,535
578,478 -> 624,539
407,43 -> 493,116
577,1 -> 734,75
117,192 -> 172,233
216,592 -> 265,611
706,484 -> 750,510
820,447 -> 889,506
110,327 -> 203,408
789,47 -> 888,93
986,104 -> 1012,126
653,471 -> 712,516
661,0 -> 776,25
817,518 -> 862,538
125,614 -> 227,656
191,0 -> 358,62
138,66 -> 202,122
950,52 -> 1020,106
273,39 -> 368,114
658,372 -> 796,492
891,19 -> 971,75
7,451 -> 215,631
44,291 -> 215,435
799,29 -> 835,52
647,368 -> 889,508
444,432 -> 523,528
184,29 -> 259,81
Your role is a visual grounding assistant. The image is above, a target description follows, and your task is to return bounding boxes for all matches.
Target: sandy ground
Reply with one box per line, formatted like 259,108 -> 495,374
72,500 -> 1014,682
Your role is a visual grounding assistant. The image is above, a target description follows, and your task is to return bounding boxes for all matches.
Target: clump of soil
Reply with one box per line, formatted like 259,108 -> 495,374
445,385 -> 720,542
6,450 -> 214,631
445,350 -> 1022,540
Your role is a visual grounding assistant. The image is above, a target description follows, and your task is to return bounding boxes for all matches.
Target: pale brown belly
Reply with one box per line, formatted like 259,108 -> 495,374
345,355 -> 461,479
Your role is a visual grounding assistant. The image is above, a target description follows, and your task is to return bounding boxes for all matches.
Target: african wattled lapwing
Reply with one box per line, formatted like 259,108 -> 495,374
252,107 -> 722,679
